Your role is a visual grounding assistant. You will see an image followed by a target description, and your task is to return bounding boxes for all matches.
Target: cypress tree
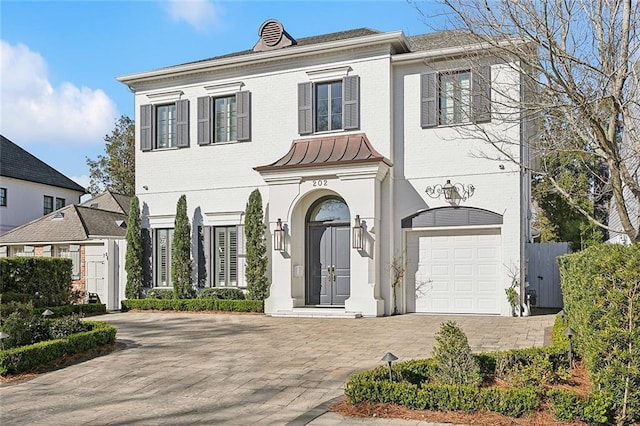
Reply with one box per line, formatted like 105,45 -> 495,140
125,196 -> 143,299
172,194 -> 195,299
245,189 -> 269,300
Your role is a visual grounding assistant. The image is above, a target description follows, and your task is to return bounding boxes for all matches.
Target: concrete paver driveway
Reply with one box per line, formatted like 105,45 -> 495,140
0,312 -> 555,425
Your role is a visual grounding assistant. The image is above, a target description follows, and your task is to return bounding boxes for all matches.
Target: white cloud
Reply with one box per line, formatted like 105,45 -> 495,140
167,0 -> 223,32
0,40 -> 118,146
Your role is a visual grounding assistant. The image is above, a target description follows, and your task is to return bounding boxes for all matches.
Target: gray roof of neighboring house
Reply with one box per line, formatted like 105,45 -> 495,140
0,192 -> 130,244
0,135 -> 86,194
406,31 -> 482,51
80,191 -> 132,216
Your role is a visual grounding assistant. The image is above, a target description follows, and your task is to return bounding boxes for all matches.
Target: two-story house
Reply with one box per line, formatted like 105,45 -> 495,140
0,135 -> 86,233
117,20 -> 532,317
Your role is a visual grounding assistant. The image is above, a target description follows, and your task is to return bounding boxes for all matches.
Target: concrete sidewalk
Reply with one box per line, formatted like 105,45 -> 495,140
0,312 -> 554,425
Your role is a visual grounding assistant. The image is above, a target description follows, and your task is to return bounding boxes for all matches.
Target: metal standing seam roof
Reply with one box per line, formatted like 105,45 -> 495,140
254,133 -> 392,172
0,135 -> 86,193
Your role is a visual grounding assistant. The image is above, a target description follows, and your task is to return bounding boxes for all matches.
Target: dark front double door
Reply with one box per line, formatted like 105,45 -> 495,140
307,224 -> 350,306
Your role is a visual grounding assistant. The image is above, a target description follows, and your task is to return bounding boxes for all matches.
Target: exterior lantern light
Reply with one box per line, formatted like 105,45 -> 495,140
381,352 -> 398,381
352,215 -> 363,250
41,309 -> 55,318
273,218 -> 285,251
425,179 -> 475,207
563,326 -> 576,367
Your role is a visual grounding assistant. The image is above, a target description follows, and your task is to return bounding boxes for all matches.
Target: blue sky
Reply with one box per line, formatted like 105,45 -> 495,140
1,0 -> 448,189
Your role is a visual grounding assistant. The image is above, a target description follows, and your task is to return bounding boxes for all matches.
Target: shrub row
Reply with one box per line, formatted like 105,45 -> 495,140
197,287 -> 245,300
345,369 -> 539,417
0,257 -> 72,307
34,304 -> 107,317
0,321 -> 117,376
121,298 -> 263,313
558,243 -> 640,423
547,388 -> 613,424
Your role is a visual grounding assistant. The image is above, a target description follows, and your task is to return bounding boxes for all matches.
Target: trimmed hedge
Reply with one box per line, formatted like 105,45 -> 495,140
198,287 -> 245,300
345,366 -> 539,417
121,298 -> 263,313
558,243 -> 640,423
0,320 -> 117,376
345,316 -> 573,419
144,288 -> 174,299
0,257 -> 73,307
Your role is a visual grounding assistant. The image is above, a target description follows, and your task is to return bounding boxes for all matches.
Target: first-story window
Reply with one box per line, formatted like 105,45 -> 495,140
155,228 -> 174,287
56,245 -> 80,279
156,104 -> 176,148
55,198 -> 65,210
214,226 -> 238,287
44,195 -> 54,215
0,188 -> 6,206
214,96 -> 237,142
440,70 -> 471,125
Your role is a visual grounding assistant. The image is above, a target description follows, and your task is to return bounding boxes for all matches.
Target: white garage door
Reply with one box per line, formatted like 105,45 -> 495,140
411,228 -> 502,314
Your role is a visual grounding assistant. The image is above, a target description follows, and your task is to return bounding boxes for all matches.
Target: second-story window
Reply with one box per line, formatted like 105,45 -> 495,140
440,71 -> 471,125
156,104 -> 176,148
44,195 -> 54,215
0,188 -> 6,207
139,100 -> 190,151
55,198 -> 65,210
315,81 -> 343,132
214,96 -> 237,142
298,75 -> 360,136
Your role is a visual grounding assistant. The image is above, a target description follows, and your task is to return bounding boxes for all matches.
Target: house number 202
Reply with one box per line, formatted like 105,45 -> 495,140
313,179 -> 328,187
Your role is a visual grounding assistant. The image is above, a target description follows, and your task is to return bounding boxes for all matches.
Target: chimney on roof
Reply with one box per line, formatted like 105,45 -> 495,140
253,19 -> 296,52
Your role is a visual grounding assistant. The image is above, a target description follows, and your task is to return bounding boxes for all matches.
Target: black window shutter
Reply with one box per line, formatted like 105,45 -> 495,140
343,75 -> 360,130
421,72 -> 438,128
176,99 -> 190,148
236,91 -> 251,141
197,96 -> 211,145
298,82 -> 313,135
140,104 -> 153,151
472,66 -> 492,123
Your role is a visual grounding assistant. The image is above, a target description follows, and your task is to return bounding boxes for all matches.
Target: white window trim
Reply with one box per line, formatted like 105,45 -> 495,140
145,90 -> 184,104
204,81 -> 244,96
306,66 -> 352,81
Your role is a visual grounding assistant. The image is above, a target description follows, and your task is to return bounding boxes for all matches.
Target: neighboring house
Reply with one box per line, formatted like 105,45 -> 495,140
117,20 -> 532,317
608,61 -> 640,245
0,191 -> 131,310
0,135 -> 86,233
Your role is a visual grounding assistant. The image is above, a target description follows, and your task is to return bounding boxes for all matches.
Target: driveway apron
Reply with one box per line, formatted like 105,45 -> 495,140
0,312 -> 555,425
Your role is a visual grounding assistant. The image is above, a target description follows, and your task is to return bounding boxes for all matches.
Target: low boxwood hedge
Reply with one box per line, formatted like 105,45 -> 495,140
198,287 -> 245,300
0,320 -> 117,376
345,315 -> 573,419
121,298 -> 263,313
34,304 -> 107,317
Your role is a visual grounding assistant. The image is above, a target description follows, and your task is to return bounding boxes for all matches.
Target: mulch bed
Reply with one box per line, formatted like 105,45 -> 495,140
331,362 -> 592,426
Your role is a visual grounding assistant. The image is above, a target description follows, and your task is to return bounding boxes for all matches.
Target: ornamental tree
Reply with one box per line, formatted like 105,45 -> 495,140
125,196 -> 143,299
245,189 -> 269,300
172,194 -> 195,299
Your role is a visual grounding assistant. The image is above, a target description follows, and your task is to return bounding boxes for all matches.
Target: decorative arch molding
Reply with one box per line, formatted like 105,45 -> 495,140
401,206 -> 503,229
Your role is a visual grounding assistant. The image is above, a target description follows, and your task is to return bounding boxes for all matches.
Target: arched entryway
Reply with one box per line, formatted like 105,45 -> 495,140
305,196 -> 351,306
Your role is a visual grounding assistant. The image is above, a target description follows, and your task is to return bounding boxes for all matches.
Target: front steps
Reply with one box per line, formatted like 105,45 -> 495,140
267,307 -> 362,318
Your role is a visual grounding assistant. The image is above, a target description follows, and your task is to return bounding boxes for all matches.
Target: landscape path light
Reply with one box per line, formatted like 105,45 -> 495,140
0,331 -> 9,350
381,352 -> 398,381
41,309 -> 55,318
563,327 -> 576,367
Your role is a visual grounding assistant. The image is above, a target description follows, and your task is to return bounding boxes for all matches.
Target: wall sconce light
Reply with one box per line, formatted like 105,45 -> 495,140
425,179 -> 475,207
352,215 -> 363,250
273,218 -> 285,251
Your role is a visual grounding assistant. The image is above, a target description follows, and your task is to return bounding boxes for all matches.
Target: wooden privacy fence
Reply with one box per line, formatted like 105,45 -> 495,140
525,242 -> 570,308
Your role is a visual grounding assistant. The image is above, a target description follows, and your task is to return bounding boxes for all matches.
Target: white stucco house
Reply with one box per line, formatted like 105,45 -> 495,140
0,135 -> 86,234
117,20 -> 532,317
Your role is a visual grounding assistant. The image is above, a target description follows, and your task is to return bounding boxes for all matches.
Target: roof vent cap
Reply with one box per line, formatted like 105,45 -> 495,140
253,19 -> 296,52
53,212 -> 65,220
